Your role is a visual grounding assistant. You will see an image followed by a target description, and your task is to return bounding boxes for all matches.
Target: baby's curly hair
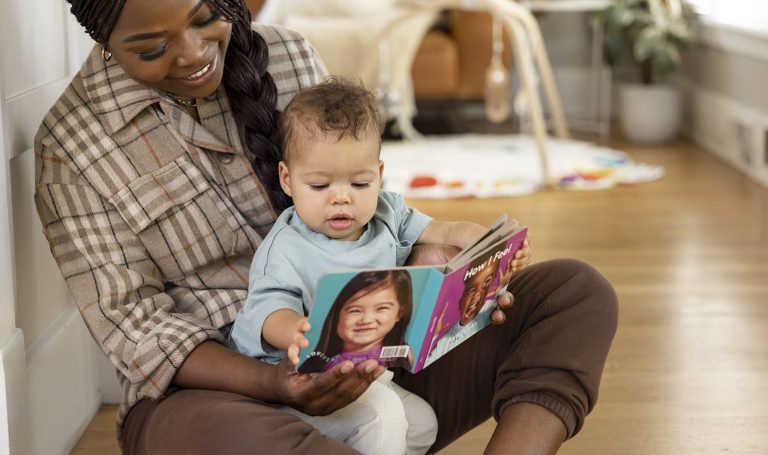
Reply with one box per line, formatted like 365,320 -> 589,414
280,76 -> 384,164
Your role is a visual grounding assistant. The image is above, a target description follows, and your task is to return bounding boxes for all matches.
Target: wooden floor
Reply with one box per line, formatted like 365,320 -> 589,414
71,135 -> 768,454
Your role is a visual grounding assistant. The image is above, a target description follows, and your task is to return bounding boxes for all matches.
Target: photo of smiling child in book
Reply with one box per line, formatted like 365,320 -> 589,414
300,270 -> 414,373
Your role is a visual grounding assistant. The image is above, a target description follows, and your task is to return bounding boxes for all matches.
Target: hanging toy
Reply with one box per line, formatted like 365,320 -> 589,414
484,16 -> 511,124
512,28 -> 539,135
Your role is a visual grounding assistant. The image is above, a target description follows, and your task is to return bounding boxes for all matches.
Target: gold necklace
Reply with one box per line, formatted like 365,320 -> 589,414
165,92 -> 197,108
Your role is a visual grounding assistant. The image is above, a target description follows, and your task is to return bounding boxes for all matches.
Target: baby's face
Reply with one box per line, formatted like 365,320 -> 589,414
336,284 -> 402,353
279,135 -> 382,241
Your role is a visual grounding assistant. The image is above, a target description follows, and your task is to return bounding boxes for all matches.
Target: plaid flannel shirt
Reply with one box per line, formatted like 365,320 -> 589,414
34,24 -> 326,434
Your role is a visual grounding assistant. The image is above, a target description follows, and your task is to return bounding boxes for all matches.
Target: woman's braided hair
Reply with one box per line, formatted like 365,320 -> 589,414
66,0 -> 290,212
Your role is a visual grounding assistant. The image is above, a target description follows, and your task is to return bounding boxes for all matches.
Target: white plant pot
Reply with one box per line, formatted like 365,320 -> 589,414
619,83 -> 682,144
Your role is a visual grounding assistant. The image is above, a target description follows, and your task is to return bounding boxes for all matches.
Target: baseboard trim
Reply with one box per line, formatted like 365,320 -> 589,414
20,307 -> 101,455
1,328 -> 25,455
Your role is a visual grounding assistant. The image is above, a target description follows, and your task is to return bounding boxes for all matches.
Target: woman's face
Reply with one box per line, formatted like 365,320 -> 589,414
336,284 -> 402,353
107,0 -> 232,99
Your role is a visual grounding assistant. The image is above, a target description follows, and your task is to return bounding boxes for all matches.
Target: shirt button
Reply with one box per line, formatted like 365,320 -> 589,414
216,153 -> 235,164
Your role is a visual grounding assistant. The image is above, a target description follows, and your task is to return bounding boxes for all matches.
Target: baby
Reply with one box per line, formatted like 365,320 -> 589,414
230,77 -> 499,454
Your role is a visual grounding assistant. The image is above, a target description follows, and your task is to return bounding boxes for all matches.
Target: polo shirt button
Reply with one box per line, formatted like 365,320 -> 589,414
216,153 -> 235,164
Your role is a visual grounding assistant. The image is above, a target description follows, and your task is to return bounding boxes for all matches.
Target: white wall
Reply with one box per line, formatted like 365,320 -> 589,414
0,38 -> 25,454
679,25 -> 768,188
0,1 -> 121,454
537,11 -> 598,121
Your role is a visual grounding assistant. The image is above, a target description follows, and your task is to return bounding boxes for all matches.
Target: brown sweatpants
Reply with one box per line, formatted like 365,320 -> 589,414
123,259 -> 618,454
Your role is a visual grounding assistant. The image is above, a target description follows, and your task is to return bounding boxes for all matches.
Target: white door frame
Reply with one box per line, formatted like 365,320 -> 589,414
0,4 -> 114,454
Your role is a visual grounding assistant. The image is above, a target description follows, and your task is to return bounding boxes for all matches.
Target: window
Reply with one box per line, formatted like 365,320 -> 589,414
688,0 -> 768,37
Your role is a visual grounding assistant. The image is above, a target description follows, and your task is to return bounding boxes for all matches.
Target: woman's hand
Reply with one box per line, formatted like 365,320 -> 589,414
283,319 -> 384,415
273,358 -> 384,416
172,341 -> 383,416
490,291 -> 515,325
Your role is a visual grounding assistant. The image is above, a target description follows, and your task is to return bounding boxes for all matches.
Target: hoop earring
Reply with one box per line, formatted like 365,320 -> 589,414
101,47 -> 112,62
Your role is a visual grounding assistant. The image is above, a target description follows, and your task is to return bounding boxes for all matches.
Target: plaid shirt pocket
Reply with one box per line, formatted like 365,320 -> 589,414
109,155 -> 238,281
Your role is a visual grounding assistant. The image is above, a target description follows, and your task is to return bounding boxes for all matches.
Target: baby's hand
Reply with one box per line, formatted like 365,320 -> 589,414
287,318 -> 311,366
494,236 -> 532,295
510,236 -> 532,273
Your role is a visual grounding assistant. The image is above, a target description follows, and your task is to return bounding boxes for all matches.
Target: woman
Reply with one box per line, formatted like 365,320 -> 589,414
35,0 -> 618,453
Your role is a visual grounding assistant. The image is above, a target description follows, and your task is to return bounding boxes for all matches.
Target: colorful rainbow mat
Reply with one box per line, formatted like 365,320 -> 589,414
381,135 -> 664,198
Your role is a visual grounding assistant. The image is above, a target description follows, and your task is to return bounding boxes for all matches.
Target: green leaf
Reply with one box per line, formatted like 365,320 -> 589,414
603,35 -> 629,66
634,27 -> 663,61
598,0 -> 697,79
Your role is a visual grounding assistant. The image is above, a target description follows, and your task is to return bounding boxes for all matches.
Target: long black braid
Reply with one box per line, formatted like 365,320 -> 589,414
66,0 -> 291,212
68,0 -> 125,42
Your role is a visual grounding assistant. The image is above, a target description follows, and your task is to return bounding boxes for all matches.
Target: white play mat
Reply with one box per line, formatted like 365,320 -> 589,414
381,135 -> 664,198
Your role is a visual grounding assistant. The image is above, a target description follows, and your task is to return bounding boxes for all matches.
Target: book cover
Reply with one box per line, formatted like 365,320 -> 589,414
297,217 -> 527,374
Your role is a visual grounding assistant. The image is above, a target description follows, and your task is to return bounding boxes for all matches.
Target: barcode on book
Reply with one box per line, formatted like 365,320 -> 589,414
380,345 -> 410,359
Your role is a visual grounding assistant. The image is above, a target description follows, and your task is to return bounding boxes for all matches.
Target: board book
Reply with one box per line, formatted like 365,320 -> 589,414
297,215 -> 528,374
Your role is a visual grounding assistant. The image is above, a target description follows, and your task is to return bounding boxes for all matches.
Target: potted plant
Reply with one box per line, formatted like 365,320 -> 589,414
596,0 -> 696,144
